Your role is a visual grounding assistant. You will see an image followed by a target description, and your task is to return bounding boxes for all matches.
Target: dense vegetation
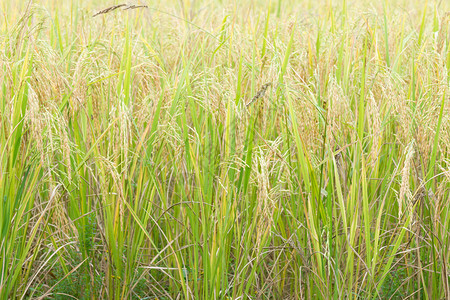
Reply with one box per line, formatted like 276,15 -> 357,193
1,0 -> 449,298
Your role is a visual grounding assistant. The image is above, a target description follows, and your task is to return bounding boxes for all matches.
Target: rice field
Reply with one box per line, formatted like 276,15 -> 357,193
1,0 -> 450,299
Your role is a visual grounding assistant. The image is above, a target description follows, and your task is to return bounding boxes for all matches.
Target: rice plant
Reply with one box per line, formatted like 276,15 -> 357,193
1,0 -> 449,299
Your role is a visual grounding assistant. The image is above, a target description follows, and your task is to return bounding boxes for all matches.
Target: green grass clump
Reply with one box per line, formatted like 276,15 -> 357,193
1,0 -> 449,299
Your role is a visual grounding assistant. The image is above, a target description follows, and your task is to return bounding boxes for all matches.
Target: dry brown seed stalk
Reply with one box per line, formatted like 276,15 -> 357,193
93,4 -> 127,17
246,82 -> 272,107
93,4 -> 149,17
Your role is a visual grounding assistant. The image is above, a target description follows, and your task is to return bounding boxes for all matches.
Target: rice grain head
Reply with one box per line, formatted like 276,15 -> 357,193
399,141 -> 415,219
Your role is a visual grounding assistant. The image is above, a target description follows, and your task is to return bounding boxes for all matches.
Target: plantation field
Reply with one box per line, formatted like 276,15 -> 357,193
1,0 -> 450,298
